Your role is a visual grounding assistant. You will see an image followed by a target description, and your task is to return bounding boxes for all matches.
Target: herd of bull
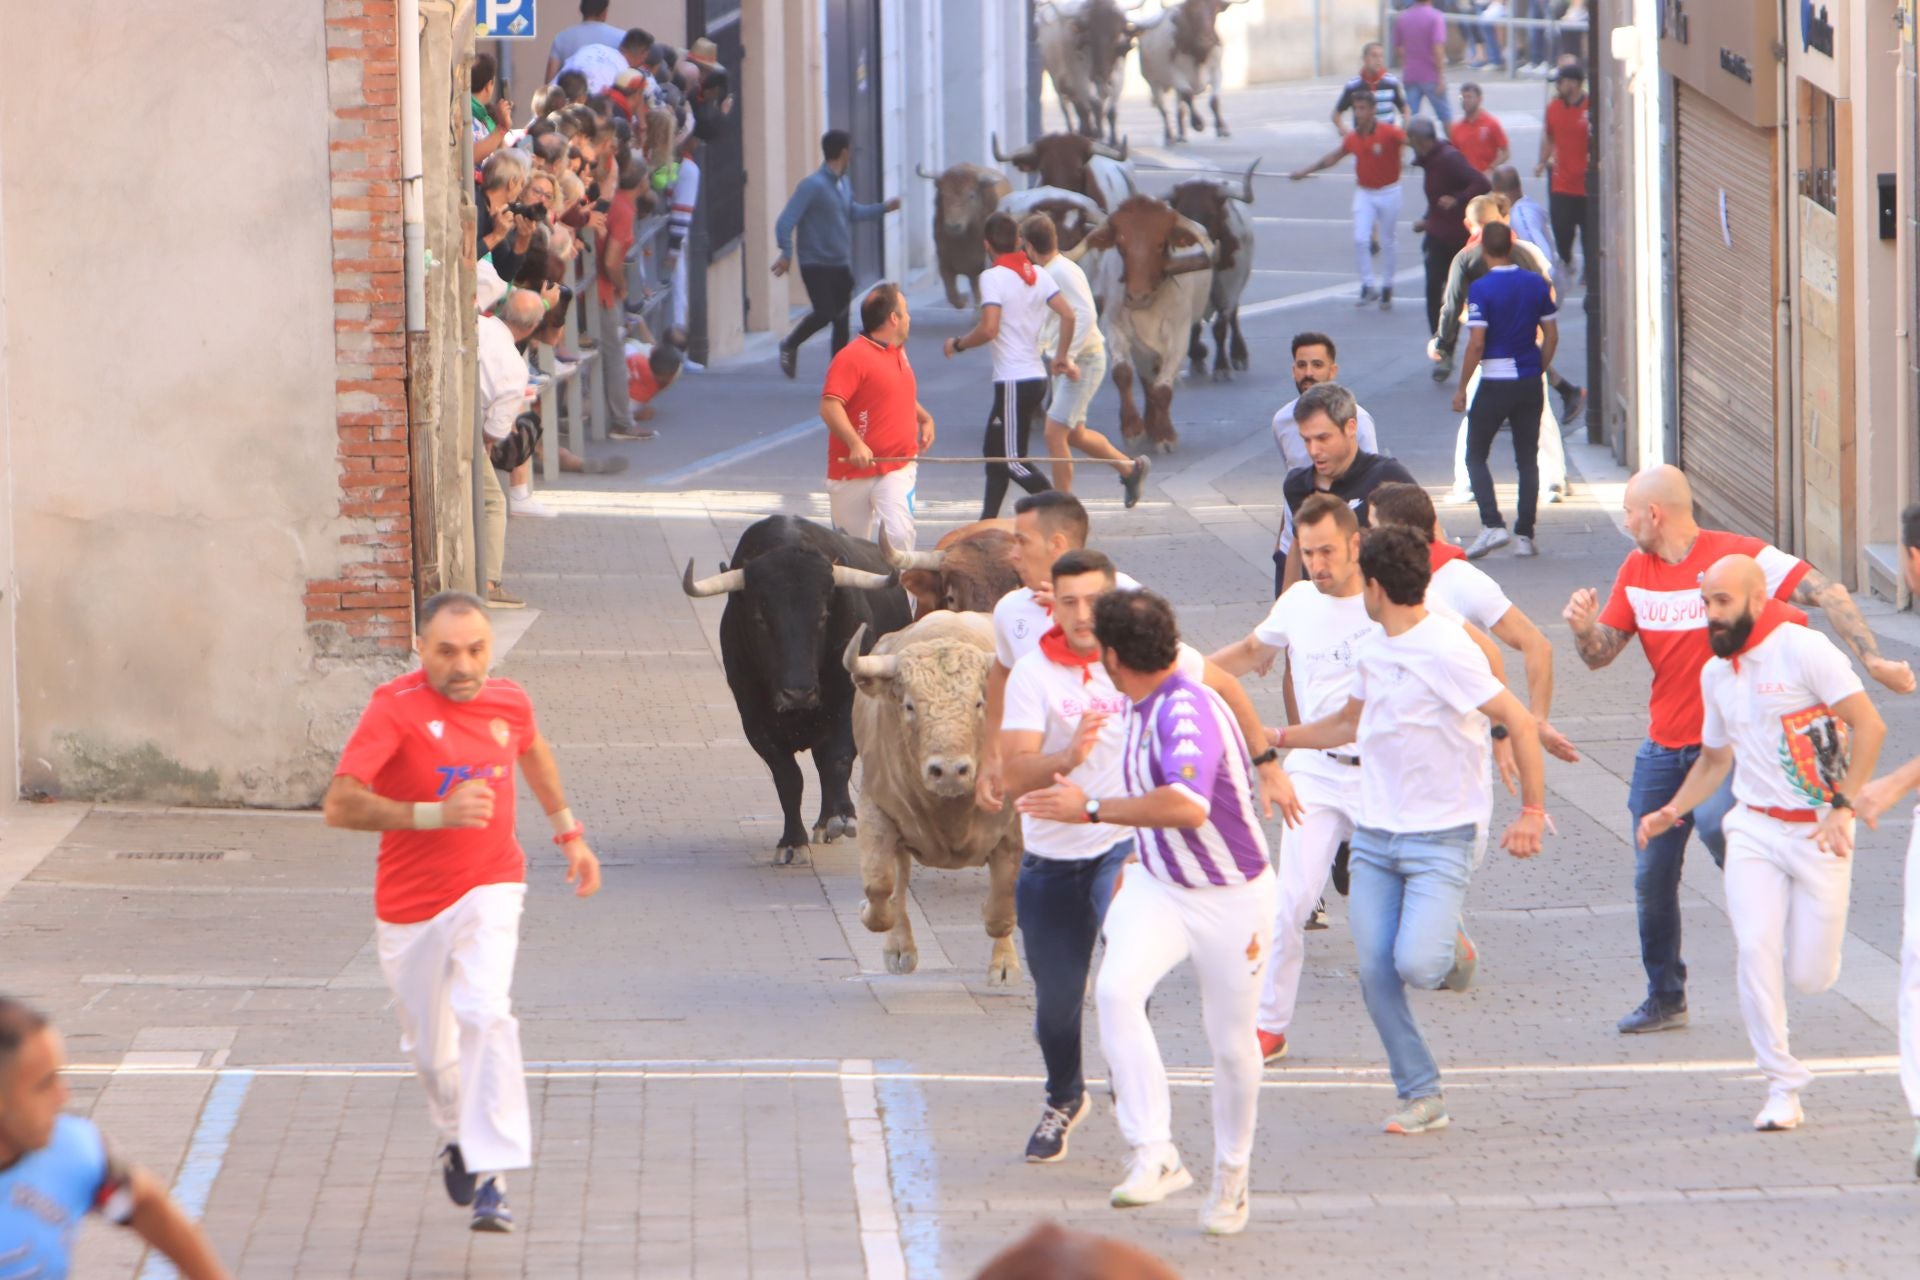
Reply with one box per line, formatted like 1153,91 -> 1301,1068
682,515 -> 1036,980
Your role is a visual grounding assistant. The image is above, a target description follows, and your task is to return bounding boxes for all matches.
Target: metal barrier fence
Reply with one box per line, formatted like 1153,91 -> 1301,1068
1374,2 -> 1589,79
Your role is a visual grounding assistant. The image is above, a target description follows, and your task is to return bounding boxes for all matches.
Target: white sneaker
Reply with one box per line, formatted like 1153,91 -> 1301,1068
1110,1143 -> 1193,1208
1513,535 -> 1538,558
1465,527 -> 1512,559
1442,488 -> 1475,505
1753,1091 -> 1803,1132
1201,1162 -> 1251,1235
509,495 -> 558,519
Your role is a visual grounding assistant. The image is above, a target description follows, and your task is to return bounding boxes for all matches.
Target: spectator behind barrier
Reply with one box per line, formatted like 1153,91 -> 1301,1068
477,149 -> 533,281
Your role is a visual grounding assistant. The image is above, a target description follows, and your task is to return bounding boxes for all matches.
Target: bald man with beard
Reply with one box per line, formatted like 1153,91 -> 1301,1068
1566,467 -> 1913,1036
1637,555 -> 1885,1133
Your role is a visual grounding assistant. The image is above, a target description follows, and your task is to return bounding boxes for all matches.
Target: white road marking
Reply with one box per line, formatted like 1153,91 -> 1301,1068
841,1058 -> 908,1280
1238,267 -> 1427,320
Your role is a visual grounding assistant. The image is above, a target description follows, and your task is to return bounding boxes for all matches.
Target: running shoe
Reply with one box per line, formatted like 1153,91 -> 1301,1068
1379,288 -> 1393,311
1332,842 -> 1351,896
1024,1093 -> 1091,1164
608,425 -> 657,441
1465,527 -> 1512,559
1753,1091 -> 1803,1133
471,1176 -> 514,1232
1616,997 -> 1688,1034
1202,1162 -> 1251,1235
1431,354 -> 1454,383
1559,383 -> 1586,424
1356,284 -> 1379,306
778,342 -> 797,380
1110,1144 -> 1193,1207
509,494 -> 558,519
1258,1030 -> 1289,1064
1514,536 -> 1539,558
1383,1095 -> 1450,1135
1444,926 -> 1477,992
440,1143 -> 477,1207
1122,455 -> 1151,509
1306,895 -> 1329,930
485,584 -> 527,610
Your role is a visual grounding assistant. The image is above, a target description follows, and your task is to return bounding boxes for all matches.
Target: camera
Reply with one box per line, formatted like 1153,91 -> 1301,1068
507,201 -> 546,221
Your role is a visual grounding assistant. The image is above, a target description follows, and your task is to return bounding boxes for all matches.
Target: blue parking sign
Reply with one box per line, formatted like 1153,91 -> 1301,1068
476,0 -> 535,40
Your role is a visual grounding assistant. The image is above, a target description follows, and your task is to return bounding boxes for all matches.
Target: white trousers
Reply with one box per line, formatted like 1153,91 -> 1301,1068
827,462 -> 917,550
1901,820 -> 1920,1116
1352,186 -> 1402,289
376,882 -> 532,1174
1451,369 -> 1566,494
1351,185 -> 1397,287
1096,866 -> 1277,1169
1257,769 -> 1361,1037
1722,808 -> 1853,1095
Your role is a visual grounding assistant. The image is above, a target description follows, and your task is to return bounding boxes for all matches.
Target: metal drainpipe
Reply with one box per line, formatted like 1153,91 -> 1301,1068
398,0 -> 426,334
1585,0 -> 1604,447
1775,0 -> 1797,548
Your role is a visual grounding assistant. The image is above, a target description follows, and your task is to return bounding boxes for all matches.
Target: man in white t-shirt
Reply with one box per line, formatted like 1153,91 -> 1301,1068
1279,526 -> 1547,1136
1638,555 -> 1884,1134
945,211 -> 1079,518
1018,213 -> 1150,507
1271,333 -> 1381,474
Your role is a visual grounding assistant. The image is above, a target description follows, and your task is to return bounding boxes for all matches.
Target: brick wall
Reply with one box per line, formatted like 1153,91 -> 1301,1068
313,0 -> 413,653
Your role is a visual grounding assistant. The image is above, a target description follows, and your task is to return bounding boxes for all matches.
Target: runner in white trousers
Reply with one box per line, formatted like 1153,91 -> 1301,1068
324,592 -> 602,1233
1849,501 -> 1920,1174
1019,589 -> 1298,1236
1638,555 -> 1885,1133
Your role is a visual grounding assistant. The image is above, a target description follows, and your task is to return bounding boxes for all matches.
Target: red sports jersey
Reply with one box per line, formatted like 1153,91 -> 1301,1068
1450,111 -> 1508,173
1597,530 -> 1809,748
335,670 -> 538,924
1344,123 -> 1406,190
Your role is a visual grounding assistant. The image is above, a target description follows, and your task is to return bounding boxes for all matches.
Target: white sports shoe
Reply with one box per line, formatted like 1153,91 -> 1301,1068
1110,1143 -> 1193,1208
1442,488 -> 1475,505
1465,527 -> 1512,559
509,494 -> 558,519
1753,1091 -> 1803,1132
1202,1162 -> 1251,1235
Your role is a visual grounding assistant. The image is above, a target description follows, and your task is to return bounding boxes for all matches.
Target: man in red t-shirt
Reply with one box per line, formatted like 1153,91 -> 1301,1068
820,282 -> 933,550
1292,94 -> 1408,310
1537,63 -> 1591,274
1563,466 -> 1912,1035
594,161 -> 645,434
1449,83 -> 1509,173
324,593 -> 602,1233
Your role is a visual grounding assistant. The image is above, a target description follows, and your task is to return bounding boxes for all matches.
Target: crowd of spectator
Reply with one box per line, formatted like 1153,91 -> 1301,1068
464,0 -> 731,609
1392,0 -> 1588,79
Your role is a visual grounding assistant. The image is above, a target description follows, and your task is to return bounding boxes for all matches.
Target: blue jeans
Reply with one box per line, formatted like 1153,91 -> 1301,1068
1015,840 -> 1133,1109
1406,81 -> 1453,125
1348,824 -> 1478,1101
1626,739 -> 1735,1004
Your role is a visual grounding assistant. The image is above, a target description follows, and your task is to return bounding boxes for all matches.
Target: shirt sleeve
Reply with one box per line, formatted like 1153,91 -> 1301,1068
992,597 -> 1021,670
1175,642 -> 1206,679
1356,408 -> 1381,455
335,696 -> 402,788
1597,557 -> 1639,634
1756,543 -> 1813,600
1423,629 -> 1508,715
91,1132 -> 135,1226
977,268 -> 1008,312
1491,117 -> 1510,150
1436,253 -> 1471,349
821,346 -> 859,404
1699,666 -> 1730,749
1155,692 -> 1223,814
1252,589 -> 1295,650
1537,276 -> 1559,320
1452,564 -> 1515,632
1463,282 -> 1487,329
1034,270 -> 1061,302
1000,659 -> 1048,735
1801,630 -> 1866,709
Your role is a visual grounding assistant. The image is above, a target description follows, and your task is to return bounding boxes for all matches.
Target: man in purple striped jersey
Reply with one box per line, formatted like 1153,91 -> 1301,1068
1018,589 -> 1278,1237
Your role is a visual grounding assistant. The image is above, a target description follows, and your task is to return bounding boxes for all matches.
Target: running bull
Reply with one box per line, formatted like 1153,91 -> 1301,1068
682,515 -> 910,864
1169,159 -> 1257,381
882,520 -> 1022,616
845,612 -> 1023,983
1035,0 -> 1142,145
918,162 -> 1013,311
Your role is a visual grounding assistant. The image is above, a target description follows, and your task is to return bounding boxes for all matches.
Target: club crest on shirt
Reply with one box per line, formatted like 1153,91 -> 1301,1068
1777,704 -> 1848,804
427,719 -> 445,739
1179,764 -> 1197,781
490,718 -> 511,748
1013,618 -> 1030,639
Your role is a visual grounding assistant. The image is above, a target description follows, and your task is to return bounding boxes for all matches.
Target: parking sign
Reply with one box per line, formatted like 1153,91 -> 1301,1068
476,0 -> 535,40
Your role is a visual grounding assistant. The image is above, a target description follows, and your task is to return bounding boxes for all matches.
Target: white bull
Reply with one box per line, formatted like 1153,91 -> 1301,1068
1169,160 -> 1258,380
844,612 -> 1023,984
1135,0 -> 1246,144
1035,0 -> 1142,145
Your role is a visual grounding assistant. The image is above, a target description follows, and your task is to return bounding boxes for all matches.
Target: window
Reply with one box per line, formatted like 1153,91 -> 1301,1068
1798,84 -> 1838,212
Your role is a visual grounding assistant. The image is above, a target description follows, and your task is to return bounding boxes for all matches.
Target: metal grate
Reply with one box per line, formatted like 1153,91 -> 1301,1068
112,851 -> 228,862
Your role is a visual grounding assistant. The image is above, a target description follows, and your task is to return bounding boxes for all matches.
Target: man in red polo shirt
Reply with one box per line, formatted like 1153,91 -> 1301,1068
1537,62 -> 1591,275
1450,83 -> 1509,173
821,282 -> 933,550
1563,465 -> 1911,1036
324,593 -> 602,1234
1292,93 -> 1408,310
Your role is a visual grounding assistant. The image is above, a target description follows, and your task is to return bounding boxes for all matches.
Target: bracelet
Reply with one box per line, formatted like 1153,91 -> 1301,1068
1273,725 -> 1288,750
552,824 -> 586,846
412,802 -> 446,831
1520,804 -> 1558,835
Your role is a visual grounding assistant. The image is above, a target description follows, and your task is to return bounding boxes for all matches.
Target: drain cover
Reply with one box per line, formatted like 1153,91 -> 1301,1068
113,851 -> 228,861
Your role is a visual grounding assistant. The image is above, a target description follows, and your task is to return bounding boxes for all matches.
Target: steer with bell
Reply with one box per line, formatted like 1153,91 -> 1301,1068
681,515 -> 911,865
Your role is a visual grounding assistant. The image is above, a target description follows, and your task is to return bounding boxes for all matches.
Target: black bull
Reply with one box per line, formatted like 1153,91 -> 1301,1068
681,515 -> 913,864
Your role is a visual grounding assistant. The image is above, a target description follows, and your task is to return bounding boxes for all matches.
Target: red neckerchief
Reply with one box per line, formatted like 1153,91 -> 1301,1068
1726,598 -> 1808,673
1430,541 -> 1468,571
994,252 -> 1037,286
1039,625 -> 1098,685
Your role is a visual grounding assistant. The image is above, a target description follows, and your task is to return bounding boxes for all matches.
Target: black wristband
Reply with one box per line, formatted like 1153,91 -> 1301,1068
1490,724 -> 1511,741
1250,746 -> 1280,767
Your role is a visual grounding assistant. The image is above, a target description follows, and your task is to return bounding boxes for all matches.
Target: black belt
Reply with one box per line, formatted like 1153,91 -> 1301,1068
1325,751 -> 1361,767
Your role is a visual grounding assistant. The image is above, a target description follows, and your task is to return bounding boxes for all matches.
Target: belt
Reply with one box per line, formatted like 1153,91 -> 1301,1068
1746,803 -> 1820,823
1324,751 -> 1362,767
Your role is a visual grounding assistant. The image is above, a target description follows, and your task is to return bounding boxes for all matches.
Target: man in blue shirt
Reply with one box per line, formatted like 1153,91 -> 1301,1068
0,997 -> 229,1278
773,130 -> 901,378
1453,221 -> 1557,560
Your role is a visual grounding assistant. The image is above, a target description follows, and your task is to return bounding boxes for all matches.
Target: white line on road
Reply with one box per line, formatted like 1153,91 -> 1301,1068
841,1058 -> 908,1280
649,415 -> 822,487
1238,267 -> 1426,320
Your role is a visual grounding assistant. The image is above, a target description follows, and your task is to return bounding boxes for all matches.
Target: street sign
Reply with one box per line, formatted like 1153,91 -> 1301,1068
475,0 -> 534,40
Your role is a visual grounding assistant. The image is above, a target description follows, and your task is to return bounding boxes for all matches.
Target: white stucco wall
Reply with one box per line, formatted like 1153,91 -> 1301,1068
0,2 -> 380,804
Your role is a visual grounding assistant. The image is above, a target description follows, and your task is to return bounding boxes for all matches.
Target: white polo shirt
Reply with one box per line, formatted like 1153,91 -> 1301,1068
978,263 -> 1061,383
1427,558 -> 1514,632
992,572 -> 1142,669
1701,618 -> 1863,812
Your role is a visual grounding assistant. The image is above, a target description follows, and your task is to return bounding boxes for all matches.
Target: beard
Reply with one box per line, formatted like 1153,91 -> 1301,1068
1707,611 -> 1755,658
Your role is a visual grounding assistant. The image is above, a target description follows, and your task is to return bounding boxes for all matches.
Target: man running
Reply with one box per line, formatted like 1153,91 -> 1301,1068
1637,555 -> 1884,1132
1276,383 -> 1415,595
323,592 -> 603,1232
1021,212 -> 1149,506
945,212 -> 1078,518
1018,589 -> 1278,1235
0,998 -> 230,1278
1564,465 -> 1913,1034
1450,83 -> 1509,172
820,283 -> 932,550
1855,502 -> 1920,1174
1271,333 -> 1381,474
1277,526 -> 1548,1135
1292,93 -> 1407,309
773,130 -> 902,378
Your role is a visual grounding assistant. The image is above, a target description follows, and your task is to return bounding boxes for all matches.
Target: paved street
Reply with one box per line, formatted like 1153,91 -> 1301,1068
9,77 -> 1920,1277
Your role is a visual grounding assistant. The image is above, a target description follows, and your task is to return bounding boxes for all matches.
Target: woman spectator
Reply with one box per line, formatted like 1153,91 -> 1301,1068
476,149 -> 534,281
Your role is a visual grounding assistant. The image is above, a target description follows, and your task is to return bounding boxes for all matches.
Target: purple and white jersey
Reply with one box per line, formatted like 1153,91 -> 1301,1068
1121,671 -> 1272,887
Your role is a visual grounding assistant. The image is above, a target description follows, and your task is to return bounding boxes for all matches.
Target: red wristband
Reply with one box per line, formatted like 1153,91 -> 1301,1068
552,824 -> 585,846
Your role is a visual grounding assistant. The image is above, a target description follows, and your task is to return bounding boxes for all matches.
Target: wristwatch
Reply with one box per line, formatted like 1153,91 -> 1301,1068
1084,798 -> 1102,824
1829,792 -> 1853,812
1250,746 -> 1280,767
1490,724 -> 1511,741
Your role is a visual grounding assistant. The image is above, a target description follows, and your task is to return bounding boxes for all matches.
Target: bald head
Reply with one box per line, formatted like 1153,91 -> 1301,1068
499,289 -> 547,339
1703,553 -> 1765,601
1622,464 -> 1698,556
1702,554 -> 1769,658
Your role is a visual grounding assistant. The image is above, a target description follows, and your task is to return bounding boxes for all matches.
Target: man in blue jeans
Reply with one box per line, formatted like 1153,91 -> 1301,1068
773,129 -> 901,379
1563,465 -> 1913,1034
1277,527 -> 1546,1134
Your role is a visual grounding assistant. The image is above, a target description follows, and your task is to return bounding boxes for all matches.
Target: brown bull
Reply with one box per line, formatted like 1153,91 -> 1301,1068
845,613 -> 1023,983
882,520 -> 1020,616
918,162 -> 1012,310
992,131 -> 1133,212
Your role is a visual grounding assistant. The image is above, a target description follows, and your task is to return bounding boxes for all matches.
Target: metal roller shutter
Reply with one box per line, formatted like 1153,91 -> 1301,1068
1674,85 -> 1779,539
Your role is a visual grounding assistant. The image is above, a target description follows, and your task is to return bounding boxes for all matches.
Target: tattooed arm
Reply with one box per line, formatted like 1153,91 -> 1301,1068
1791,569 -> 1918,693
1562,588 -> 1633,671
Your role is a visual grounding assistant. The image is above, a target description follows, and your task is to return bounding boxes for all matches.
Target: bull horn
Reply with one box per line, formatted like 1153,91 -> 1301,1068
831,564 -> 898,591
878,526 -> 946,572
682,559 -> 747,597
841,625 -> 900,682
991,132 -> 1009,163
1090,136 -> 1129,162
915,163 -> 939,180
1235,158 -> 1260,204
